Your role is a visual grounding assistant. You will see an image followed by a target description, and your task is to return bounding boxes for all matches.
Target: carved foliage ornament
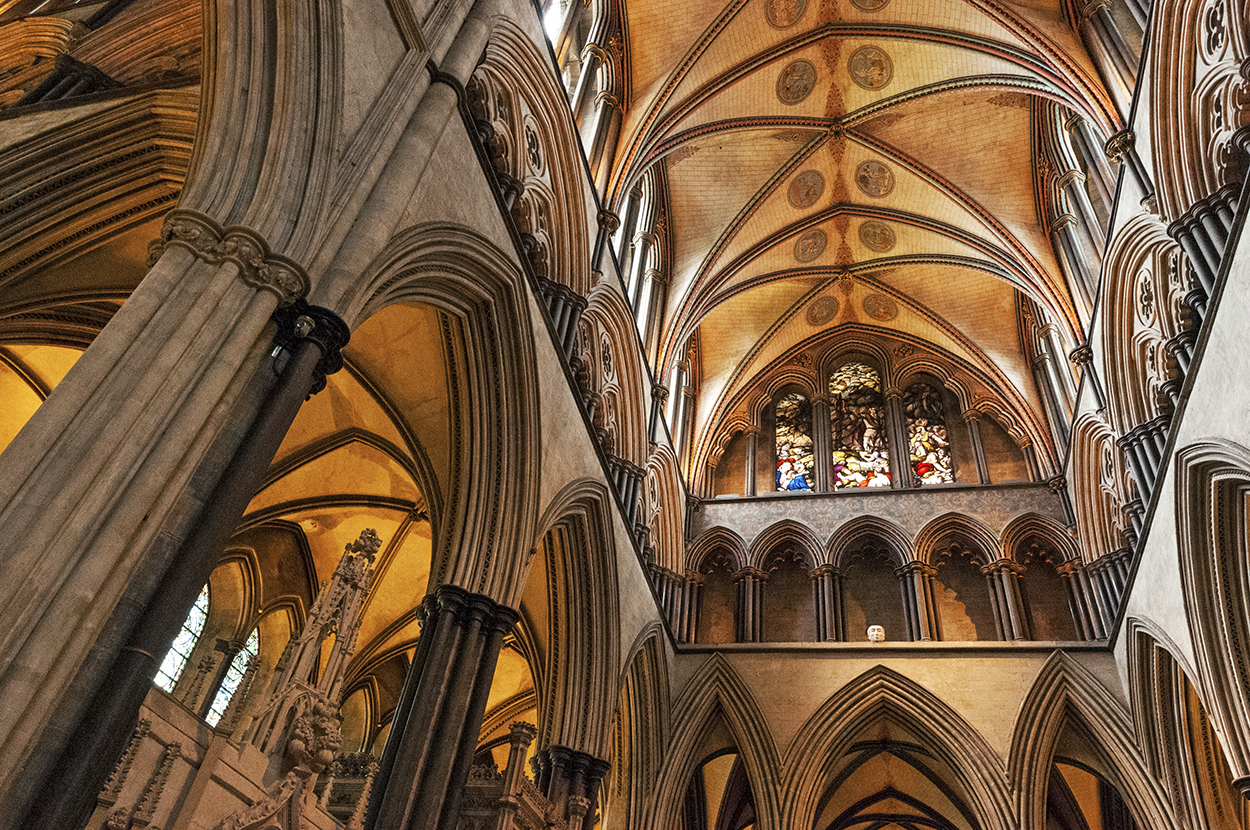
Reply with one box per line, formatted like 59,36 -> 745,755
150,210 -> 309,303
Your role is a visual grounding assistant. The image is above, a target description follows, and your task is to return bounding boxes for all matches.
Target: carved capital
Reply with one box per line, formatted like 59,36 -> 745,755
1047,475 -> 1068,494
597,208 -> 620,233
1069,343 -> 1094,367
150,210 -> 309,303
1104,129 -> 1136,163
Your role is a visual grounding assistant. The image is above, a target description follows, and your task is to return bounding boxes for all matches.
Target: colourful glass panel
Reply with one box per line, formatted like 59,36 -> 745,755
905,383 -> 954,484
829,362 -> 891,488
205,628 -> 259,727
154,585 -> 208,692
775,392 -> 814,492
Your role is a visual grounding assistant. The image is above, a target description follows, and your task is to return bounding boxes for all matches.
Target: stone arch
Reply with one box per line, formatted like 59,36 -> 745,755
1174,439 -> 1250,786
644,654 -> 782,830
1009,651 -> 1180,830
528,478 -> 623,759
605,624 -> 671,830
1001,513 -> 1081,565
582,281 -> 650,468
782,664 -> 1015,830
687,526 -> 749,574
1070,413 -> 1129,560
747,519 -> 822,571
343,223 -> 541,606
913,513 -> 1001,566
475,20 -> 594,295
827,516 -> 912,569
644,443 -> 686,573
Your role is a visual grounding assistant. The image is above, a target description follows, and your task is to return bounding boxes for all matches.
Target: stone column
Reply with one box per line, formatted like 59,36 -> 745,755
1085,1 -> 1138,83
883,388 -> 914,489
1051,213 -> 1096,315
534,745 -> 611,829
1105,130 -> 1154,203
495,722 -> 538,830
812,394 -> 833,493
984,560 -> 1029,640
637,267 -> 667,359
22,301 -> 348,830
1019,439 -> 1042,482
732,568 -> 767,643
587,92 -> 623,193
649,383 -> 669,445
1069,343 -> 1107,409
1066,113 -> 1116,222
897,562 -> 940,641
743,426 -> 759,496
1034,354 -> 1071,454
366,585 -> 519,830
1058,169 -> 1106,263
196,639 -> 244,719
810,565 -> 843,642
963,411 -> 991,485
678,572 -> 703,643
1049,475 -> 1077,526
570,43 -> 605,128
1040,324 -> 1078,413
1057,561 -> 1106,640
626,231 -> 656,305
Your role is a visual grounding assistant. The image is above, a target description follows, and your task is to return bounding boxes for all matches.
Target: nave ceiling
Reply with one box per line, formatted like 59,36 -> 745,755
609,0 -> 1120,470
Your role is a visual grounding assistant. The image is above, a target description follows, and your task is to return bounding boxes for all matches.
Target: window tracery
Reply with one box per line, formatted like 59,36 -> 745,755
205,628 -> 259,727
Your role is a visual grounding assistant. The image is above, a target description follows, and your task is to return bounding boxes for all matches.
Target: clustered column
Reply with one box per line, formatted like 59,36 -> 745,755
1056,561 -> 1107,641
1117,414 -> 1170,501
983,560 -> 1029,641
897,562 -> 940,641
367,585 -> 520,830
883,388 -> 914,489
811,394 -> 833,493
810,565 -> 844,642
743,426 -> 759,496
1167,182 -> 1241,321
732,568 -> 768,643
963,411 -> 991,485
533,745 -> 612,830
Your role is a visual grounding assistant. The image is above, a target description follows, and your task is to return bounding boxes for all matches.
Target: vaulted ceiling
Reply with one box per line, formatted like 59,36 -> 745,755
609,0 -> 1118,464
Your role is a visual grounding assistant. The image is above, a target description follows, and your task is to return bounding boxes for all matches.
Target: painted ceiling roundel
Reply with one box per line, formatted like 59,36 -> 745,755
611,0 -> 1118,468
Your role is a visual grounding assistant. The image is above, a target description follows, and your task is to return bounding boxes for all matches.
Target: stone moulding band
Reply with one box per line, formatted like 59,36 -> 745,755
147,209 -> 310,303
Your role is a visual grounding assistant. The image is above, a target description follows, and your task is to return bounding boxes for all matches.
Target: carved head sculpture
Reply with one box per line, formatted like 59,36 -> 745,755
867,625 -> 886,643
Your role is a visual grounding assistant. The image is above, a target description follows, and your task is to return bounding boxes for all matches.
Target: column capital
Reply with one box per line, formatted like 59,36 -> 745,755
1055,560 -> 1085,577
962,409 -> 982,423
732,567 -> 769,584
810,563 -> 842,579
1047,474 -> 1069,494
895,561 -> 937,578
652,383 -> 670,403
273,302 -> 351,397
1063,111 -> 1087,132
883,387 -> 904,401
1056,168 -> 1087,189
1104,129 -> 1136,163
1069,343 -> 1094,367
1051,212 -> 1078,232
742,425 -> 761,437
981,558 -> 1025,576
150,209 -> 310,303
596,209 -> 620,233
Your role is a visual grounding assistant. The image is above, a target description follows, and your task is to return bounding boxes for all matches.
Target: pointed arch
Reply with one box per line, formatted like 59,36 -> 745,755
1174,439 -> 1250,786
1009,651 -> 1180,830
688,526 -> 749,574
827,516 -> 912,569
644,443 -> 687,573
529,478 -> 623,759
1000,513 -> 1080,565
606,624 -> 671,830
583,280 -> 651,467
344,223 -> 542,606
913,513 -> 1002,566
747,519 -> 822,571
644,655 -> 782,830
783,664 -> 1015,830
1070,413 -> 1129,561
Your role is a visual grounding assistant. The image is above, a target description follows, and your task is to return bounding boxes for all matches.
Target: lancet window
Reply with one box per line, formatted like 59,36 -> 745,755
829,362 -> 890,488
154,584 -> 208,692
774,391 -> 814,492
205,628 -> 259,727
904,382 -> 954,484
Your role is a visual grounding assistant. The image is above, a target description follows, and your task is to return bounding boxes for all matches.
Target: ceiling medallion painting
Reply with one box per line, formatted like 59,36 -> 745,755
855,160 -> 895,197
777,59 -> 817,105
795,229 -> 828,261
765,0 -> 807,29
848,46 -> 894,90
863,293 -> 899,321
807,295 -> 840,325
849,0 -> 890,9
858,220 -> 895,252
789,170 -> 825,208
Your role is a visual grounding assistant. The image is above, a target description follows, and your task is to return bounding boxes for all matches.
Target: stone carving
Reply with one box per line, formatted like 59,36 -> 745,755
868,624 -> 886,642
806,295 -> 839,325
794,229 -> 827,261
150,210 -> 309,302
858,219 -> 895,252
863,293 -> 898,320
850,0 -> 890,8
523,118 -> 542,172
99,718 -> 151,807
855,160 -> 895,197
765,0 -> 806,28
788,170 -> 825,208
777,59 -> 817,105
848,45 -> 893,90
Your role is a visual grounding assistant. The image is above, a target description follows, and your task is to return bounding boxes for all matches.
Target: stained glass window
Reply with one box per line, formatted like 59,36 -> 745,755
205,628 -> 259,727
155,585 -> 208,692
775,392 -> 814,492
829,362 -> 891,488
905,383 -> 954,484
